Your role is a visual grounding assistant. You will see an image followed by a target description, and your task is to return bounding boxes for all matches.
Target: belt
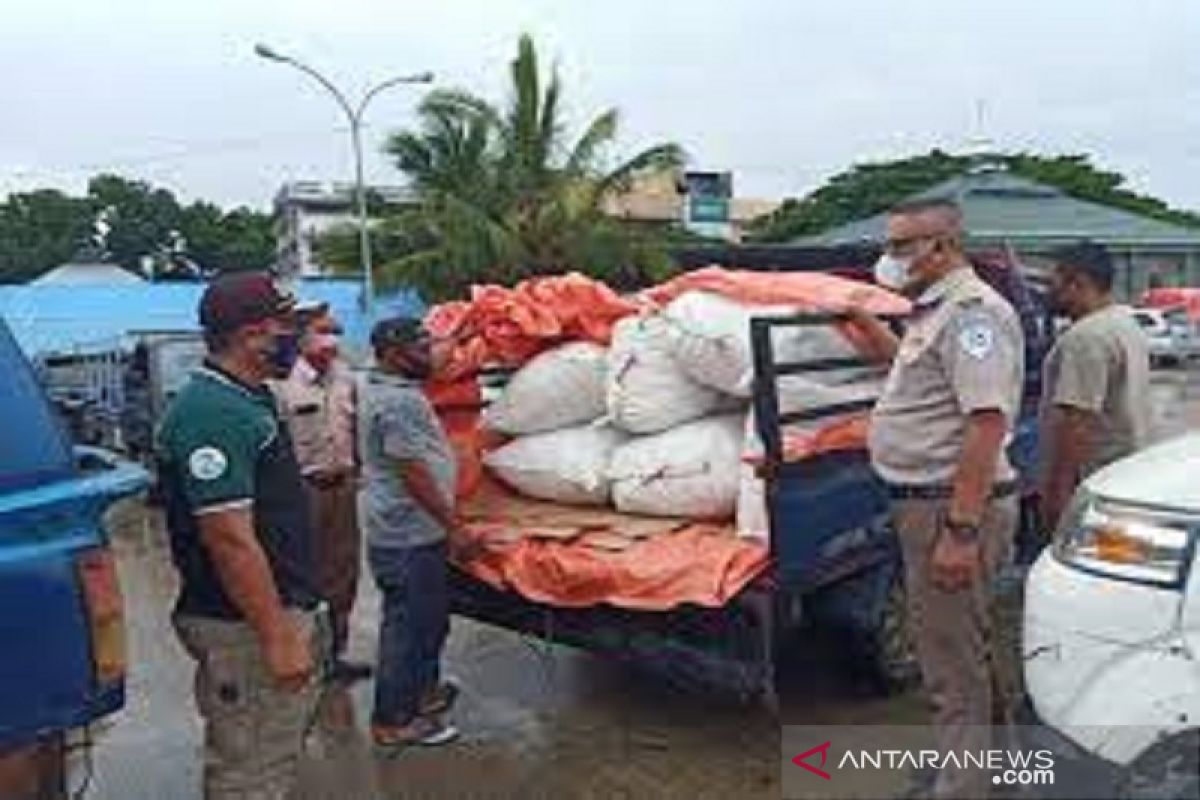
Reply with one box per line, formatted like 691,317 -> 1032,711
305,472 -> 351,490
887,480 -> 1018,501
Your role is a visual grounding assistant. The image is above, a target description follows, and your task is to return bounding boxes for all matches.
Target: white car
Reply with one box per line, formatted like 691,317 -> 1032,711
1024,433 -> 1200,797
1132,306 -> 1198,366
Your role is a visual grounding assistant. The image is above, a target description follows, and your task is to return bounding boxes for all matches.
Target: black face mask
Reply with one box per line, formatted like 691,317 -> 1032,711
267,331 -> 301,378
381,345 -> 432,381
399,357 -> 433,381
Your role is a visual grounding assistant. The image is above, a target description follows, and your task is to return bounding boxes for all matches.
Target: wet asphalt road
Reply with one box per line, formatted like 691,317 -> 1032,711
78,367 -> 1200,800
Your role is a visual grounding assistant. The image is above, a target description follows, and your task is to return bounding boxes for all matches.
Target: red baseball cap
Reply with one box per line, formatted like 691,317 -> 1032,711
198,272 -> 297,334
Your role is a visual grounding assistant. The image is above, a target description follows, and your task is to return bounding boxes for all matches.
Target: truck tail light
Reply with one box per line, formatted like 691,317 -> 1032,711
75,547 -> 126,686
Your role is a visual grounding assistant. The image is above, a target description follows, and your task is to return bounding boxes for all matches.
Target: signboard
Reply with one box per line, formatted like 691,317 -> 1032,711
683,171 -> 733,235
689,196 -> 732,224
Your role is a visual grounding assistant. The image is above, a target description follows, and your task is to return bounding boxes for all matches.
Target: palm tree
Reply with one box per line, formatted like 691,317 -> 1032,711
365,34 -> 686,300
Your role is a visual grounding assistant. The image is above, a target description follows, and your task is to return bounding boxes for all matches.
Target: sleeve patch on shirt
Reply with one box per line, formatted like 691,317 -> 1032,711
959,322 -> 996,360
188,447 -> 229,482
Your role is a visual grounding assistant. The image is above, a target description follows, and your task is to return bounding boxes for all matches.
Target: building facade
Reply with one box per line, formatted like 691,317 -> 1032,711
798,165 -> 1200,301
603,170 -> 779,243
273,181 -> 416,277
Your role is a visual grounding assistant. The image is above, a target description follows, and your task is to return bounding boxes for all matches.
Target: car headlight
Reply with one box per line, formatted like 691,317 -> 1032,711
1053,492 -> 1195,587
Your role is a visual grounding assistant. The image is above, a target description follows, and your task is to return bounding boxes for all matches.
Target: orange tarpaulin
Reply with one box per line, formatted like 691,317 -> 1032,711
644,266 -> 908,313
426,273 -> 641,380
456,481 -> 769,610
422,268 -> 907,610
426,267 -> 910,380
745,414 -> 872,466
424,379 -> 487,500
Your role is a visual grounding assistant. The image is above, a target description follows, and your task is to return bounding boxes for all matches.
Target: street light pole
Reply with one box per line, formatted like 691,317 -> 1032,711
254,44 -> 432,314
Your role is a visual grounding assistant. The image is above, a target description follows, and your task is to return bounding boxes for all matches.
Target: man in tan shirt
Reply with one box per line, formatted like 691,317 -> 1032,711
1039,241 -> 1151,530
849,198 -> 1024,800
275,306 -> 372,683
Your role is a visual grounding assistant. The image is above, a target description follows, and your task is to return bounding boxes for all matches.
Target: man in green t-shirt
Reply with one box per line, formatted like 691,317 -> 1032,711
157,272 -> 322,800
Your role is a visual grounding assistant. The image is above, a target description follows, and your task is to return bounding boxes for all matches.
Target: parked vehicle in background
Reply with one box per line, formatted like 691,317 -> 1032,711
1024,433 -> 1200,800
1142,286 -> 1200,326
1131,306 -> 1198,366
127,331 -> 206,424
0,316 -> 148,797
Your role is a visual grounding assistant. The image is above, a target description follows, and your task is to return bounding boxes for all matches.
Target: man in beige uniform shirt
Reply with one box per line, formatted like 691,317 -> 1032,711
849,198 -> 1024,800
275,306 -> 372,683
1038,241 -> 1151,531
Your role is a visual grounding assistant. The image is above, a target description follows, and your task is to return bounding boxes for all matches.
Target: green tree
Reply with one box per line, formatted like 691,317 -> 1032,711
750,150 -> 1200,243
320,34 -> 687,300
179,201 -> 275,275
0,189 -> 94,283
87,174 -> 185,272
0,175 -> 276,282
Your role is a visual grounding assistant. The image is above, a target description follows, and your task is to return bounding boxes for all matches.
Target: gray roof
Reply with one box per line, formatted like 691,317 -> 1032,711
32,262 -> 146,286
797,169 -> 1200,250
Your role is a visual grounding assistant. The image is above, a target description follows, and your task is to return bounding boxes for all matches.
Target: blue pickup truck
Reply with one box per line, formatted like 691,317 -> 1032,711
0,317 -> 148,794
448,255 -> 1049,704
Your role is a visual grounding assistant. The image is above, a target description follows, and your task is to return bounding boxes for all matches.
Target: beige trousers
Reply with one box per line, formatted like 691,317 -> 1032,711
306,481 -> 361,657
892,495 -> 1017,800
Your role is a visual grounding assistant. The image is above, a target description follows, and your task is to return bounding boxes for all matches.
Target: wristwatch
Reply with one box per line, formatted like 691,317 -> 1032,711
943,515 -> 981,543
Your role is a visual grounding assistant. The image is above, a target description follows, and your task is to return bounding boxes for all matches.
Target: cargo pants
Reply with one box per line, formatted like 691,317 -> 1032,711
892,495 -> 1018,800
174,608 -> 327,800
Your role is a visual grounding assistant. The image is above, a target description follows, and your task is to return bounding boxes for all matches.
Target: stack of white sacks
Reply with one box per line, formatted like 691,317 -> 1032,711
481,291 -> 882,541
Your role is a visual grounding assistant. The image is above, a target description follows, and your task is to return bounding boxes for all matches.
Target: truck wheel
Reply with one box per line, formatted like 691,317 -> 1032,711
872,570 -> 920,692
1122,730 -> 1200,800
809,561 -> 919,694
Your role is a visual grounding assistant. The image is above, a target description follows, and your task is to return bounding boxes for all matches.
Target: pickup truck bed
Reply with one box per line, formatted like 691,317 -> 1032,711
446,259 -> 1049,702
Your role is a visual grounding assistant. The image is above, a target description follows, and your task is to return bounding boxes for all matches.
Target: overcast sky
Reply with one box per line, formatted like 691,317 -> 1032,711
3,0 -> 1197,211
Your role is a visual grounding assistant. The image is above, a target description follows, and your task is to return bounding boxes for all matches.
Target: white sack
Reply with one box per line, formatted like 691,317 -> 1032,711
775,373 -> 887,418
663,290 -> 872,396
606,315 -> 729,434
735,373 -> 884,538
484,342 -> 608,435
663,291 -> 793,396
483,424 -> 627,506
736,462 -> 770,542
737,414 -> 770,541
609,415 -> 744,519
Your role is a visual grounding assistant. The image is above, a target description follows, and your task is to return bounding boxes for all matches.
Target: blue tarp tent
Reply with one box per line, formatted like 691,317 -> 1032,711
0,279 -> 423,358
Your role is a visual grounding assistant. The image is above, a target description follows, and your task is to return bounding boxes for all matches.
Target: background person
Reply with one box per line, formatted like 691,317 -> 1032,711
1038,241 -> 1151,531
359,318 -> 473,749
275,306 -> 372,683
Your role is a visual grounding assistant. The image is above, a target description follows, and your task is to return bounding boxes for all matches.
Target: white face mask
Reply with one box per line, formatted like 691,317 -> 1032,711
873,253 -> 913,291
303,333 -> 340,367
310,333 -> 340,353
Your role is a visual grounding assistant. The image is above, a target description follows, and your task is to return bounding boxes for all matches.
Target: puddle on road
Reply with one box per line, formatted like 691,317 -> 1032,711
92,363 -> 1199,800
91,505 -> 789,799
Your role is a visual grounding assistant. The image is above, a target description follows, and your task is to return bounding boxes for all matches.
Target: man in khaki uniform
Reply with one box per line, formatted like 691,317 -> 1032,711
275,306 -> 372,683
1038,241 -> 1151,530
849,198 -> 1024,800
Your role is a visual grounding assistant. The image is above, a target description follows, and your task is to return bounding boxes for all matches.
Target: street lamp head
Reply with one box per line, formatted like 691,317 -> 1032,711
254,43 -> 287,62
410,71 -> 435,84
